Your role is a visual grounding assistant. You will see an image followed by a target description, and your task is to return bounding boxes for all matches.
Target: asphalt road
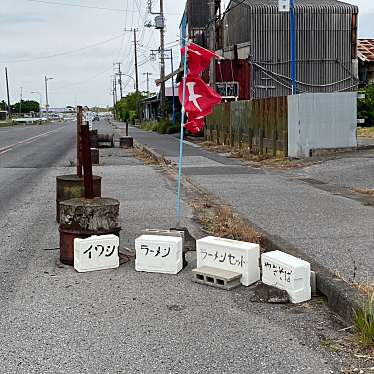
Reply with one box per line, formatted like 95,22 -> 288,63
0,121 -> 361,373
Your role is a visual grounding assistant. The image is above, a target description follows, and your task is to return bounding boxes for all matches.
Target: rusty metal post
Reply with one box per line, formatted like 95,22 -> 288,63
81,120 -> 94,199
77,106 -> 83,177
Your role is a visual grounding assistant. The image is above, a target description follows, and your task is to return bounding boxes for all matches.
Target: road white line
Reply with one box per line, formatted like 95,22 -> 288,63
0,127 -> 64,155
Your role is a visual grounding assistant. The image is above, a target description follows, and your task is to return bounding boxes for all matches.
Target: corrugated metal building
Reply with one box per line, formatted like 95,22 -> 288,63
184,0 -> 210,47
223,0 -> 359,99
182,0 -> 221,47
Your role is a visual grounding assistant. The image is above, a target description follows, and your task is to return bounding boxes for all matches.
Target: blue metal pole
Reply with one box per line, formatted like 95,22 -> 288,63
290,0 -> 297,95
176,45 -> 189,226
171,49 -> 176,125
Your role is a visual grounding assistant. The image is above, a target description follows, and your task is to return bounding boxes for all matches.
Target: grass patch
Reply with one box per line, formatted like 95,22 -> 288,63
358,127 -> 374,139
192,202 -> 263,245
354,293 -> 374,348
200,142 -> 313,169
0,121 -> 13,127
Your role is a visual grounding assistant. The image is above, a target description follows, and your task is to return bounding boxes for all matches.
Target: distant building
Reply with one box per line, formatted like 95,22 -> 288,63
143,86 -> 180,122
358,39 -> 374,87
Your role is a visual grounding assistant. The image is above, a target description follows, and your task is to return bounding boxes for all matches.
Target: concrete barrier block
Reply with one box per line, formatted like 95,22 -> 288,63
74,235 -> 119,273
135,235 -> 183,274
196,236 -> 260,286
192,266 -> 242,290
262,251 -> 311,304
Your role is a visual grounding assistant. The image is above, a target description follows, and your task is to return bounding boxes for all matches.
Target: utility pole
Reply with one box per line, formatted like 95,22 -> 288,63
45,75 -> 53,119
19,87 -> 23,115
143,72 -> 153,93
125,28 -> 141,120
159,0 -> 166,118
133,29 -> 140,120
5,67 -> 11,117
114,63 -> 123,99
133,29 -> 139,96
209,0 -> 216,88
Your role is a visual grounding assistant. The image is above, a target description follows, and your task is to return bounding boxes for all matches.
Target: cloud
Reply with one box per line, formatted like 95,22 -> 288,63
358,13 -> 374,38
0,13 -> 46,26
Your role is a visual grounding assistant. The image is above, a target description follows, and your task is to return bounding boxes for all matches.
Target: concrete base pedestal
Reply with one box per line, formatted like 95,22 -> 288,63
56,175 -> 102,223
59,197 -> 121,265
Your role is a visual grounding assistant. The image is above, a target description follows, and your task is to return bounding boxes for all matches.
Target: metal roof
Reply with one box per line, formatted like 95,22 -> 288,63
358,39 -> 374,62
227,0 -> 358,12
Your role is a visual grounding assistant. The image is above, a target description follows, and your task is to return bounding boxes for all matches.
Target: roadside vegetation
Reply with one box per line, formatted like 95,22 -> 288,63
113,91 -> 145,122
358,83 -> 374,128
354,293 -> 374,349
140,120 -> 179,134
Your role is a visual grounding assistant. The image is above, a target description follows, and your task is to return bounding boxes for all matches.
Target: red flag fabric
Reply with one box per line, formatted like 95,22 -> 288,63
182,43 -> 217,76
185,117 -> 205,134
179,75 -> 221,117
185,113 -> 206,134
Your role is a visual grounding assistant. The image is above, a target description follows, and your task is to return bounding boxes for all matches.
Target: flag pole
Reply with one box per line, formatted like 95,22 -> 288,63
176,44 -> 189,227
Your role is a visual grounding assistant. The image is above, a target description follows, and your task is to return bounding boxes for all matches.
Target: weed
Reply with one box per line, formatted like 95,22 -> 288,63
354,293 -> 374,348
193,202 -> 263,246
357,127 -> 374,139
132,147 -> 159,165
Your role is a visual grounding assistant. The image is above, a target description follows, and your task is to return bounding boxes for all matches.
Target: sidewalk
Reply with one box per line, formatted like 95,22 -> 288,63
128,125 -> 374,286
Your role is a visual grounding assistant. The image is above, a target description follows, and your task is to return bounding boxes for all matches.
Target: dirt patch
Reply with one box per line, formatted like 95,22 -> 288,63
353,188 -> 374,197
199,141 -> 316,170
132,146 -> 160,165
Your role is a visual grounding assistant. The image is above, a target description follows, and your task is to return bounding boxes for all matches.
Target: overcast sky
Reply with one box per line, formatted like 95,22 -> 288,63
0,0 -> 372,108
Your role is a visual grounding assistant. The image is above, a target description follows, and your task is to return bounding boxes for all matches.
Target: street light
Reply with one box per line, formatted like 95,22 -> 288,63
45,76 -> 54,119
117,73 -> 136,91
31,91 -> 42,117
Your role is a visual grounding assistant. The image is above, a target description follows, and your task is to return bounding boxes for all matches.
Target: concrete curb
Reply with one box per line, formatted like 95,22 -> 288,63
134,140 -> 367,324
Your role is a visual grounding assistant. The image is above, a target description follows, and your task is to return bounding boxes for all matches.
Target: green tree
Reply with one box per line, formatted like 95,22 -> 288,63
114,91 -> 146,122
0,100 -> 6,111
11,100 -> 40,114
358,83 -> 374,126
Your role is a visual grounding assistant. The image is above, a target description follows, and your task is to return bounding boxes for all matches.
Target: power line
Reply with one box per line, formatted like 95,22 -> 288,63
24,0 -> 181,15
1,33 -> 125,64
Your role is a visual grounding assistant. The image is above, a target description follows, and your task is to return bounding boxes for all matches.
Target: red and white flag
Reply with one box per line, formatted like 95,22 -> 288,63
182,43 -> 218,76
179,75 -> 221,117
179,44 -> 221,134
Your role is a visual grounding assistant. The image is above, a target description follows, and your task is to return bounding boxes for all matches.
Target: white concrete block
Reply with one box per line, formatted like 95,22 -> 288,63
74,235 -> 119,273
262,251 -> 311,304
196,236 -> 260,286
135,235 -> 183,275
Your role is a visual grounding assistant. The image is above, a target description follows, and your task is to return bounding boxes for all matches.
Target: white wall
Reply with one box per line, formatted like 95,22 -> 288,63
288,93 -> 357,158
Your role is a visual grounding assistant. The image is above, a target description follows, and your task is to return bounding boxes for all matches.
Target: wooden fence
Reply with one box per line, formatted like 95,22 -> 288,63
206,97 -> 288,156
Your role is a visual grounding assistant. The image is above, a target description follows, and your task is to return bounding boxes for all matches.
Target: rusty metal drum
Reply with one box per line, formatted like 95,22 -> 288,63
89,130 -> 98,148
97,134 -> 114,148
119,136 -> 134,149
91,148 -> 100,165
59,197 -> 121,265
56,174 -> 102,223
